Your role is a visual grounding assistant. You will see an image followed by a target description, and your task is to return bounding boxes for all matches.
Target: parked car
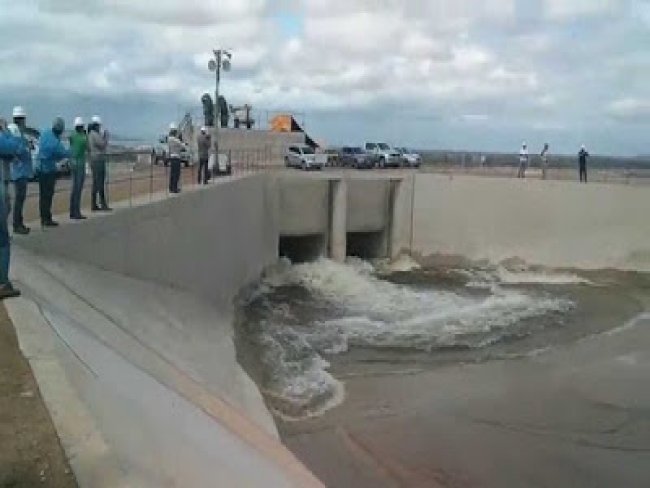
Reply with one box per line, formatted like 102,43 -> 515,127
340,146 -> 375,169
152,135 -> 192,167
323,148 -> 341,167
364,142 -> 402,168
285,144 -> 325,170
396,147 -> 422,168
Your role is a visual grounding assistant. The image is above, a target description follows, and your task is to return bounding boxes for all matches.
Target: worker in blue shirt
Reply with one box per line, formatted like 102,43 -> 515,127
7,123 -> 33,234
38,117 -> 71,227
0,121 -> 22,298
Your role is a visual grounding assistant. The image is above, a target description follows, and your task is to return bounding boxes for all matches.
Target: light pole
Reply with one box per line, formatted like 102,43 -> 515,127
208,49 -> 231,173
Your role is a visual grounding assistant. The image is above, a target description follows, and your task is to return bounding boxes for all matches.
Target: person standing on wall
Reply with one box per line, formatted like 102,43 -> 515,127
197,126 -> 211,185
10,106 -> 35,231
540,143 -> 550,180
0,121 -> 22,298
0,119 -> 11,222
578,145 -> 589,183
88,115 -> 112,212
517,142 -> 529,178
38,117 -> 71,227
69,117 -> 89,219
7,123 -> 33,234
167,123 -> 184,193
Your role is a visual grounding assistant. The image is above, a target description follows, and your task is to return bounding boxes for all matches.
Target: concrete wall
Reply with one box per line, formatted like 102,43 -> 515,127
183,127 -> 305,167
20,175 -> 278,308
347,180 -> 390,232
277,178 -> 330,236
411,174 -> 650,271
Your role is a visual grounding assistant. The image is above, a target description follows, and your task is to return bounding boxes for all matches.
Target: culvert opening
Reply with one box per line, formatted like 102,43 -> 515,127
346,231 -> 385,259
279,234 -> 326,263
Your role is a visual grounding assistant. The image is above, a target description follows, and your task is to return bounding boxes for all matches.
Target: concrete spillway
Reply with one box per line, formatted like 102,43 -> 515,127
6,172 -> 650,486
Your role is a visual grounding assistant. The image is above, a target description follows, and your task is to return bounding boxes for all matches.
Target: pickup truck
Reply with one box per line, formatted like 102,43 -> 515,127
152,135 -> 192,167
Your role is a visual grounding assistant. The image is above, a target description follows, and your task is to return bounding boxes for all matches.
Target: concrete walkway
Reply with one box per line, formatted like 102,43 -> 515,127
0,302 -> 77,487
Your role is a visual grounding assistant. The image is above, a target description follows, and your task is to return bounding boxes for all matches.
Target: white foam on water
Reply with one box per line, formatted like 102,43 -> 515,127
462,266 -> 592,287
495,267 -> 591,285
250,258 -> 574,419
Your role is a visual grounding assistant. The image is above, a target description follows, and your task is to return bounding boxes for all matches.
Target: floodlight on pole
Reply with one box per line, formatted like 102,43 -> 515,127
208,49 -> 232,175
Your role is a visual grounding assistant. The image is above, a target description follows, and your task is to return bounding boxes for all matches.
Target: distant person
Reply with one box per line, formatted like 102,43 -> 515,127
540,143 -> 550,180
578,145 -> 589,183
197,126 -> 211,185
7,123 -> 33,234
38,117 -> 71,227
517,142 -> 529,178
167,123 -> 184,193
69,117 -> 89,219
0,121 -> 22,298
88,115 -> 111,211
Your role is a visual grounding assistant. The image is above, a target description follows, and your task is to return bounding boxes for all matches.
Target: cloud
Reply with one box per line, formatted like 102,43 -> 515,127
0,0 -> 648,155
607,98 -> 650,121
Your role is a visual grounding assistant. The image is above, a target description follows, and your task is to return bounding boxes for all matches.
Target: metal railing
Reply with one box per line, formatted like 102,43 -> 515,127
18,146 -> 276,224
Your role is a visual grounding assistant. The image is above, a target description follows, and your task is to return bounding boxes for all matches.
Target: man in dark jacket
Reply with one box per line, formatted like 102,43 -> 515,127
578,145 -> 589,183
197,126 -> 211,184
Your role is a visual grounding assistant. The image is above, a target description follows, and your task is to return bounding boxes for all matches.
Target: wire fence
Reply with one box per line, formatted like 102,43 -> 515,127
19,147 -> 275,224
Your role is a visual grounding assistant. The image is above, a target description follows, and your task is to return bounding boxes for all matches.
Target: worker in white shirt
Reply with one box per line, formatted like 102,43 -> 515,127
517,142 -> 529,178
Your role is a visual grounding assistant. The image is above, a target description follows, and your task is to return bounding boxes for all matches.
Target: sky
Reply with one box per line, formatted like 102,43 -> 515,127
1,0 -> 649,155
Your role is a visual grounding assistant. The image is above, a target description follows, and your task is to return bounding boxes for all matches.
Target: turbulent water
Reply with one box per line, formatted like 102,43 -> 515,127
236,257 -> 643,420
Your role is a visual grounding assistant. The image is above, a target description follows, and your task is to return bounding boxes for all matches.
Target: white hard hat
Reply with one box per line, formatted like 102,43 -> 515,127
91,115 -> 102,125
12,106 -> 26,118
200,126 -> 207,133
169,122 -> 178,130
581,144 -> 586,150
7,123 -> 20,137
74,116 -> 84,127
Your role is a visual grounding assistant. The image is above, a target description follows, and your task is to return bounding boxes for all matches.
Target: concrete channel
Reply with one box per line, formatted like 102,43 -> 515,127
5,171 -> 650,486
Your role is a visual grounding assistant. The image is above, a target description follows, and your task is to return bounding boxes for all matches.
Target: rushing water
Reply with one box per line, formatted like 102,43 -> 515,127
235,257 -> 645,420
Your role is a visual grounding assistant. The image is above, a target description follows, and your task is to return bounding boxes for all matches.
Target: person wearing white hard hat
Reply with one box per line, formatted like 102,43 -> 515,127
7,122 -> 33,234
88,115 -> 111,211
578,145 -> 589,183
12,106 -> 27,130
517,142 -> 529,179
167,122 -> 185,193
197,126 -> 211,185
69,117 -> 89,219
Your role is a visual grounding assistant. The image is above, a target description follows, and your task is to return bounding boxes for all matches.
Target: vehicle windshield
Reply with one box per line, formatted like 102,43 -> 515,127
301,147 -> 315,155
351,147 -> 364,154
366,143 -> 377,150
378,143 -> 391,150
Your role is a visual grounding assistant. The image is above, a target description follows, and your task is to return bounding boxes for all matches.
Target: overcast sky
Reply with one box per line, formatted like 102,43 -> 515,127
1,0 -> 649,155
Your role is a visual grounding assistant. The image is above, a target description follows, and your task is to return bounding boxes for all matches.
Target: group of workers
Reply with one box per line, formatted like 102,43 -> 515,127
165,122 -> 212,193
518,142 -> 590,182
0,106 -> 112,299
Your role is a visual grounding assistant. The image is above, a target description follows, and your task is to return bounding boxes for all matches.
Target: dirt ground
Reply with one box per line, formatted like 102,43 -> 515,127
0,304 -> 77,488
